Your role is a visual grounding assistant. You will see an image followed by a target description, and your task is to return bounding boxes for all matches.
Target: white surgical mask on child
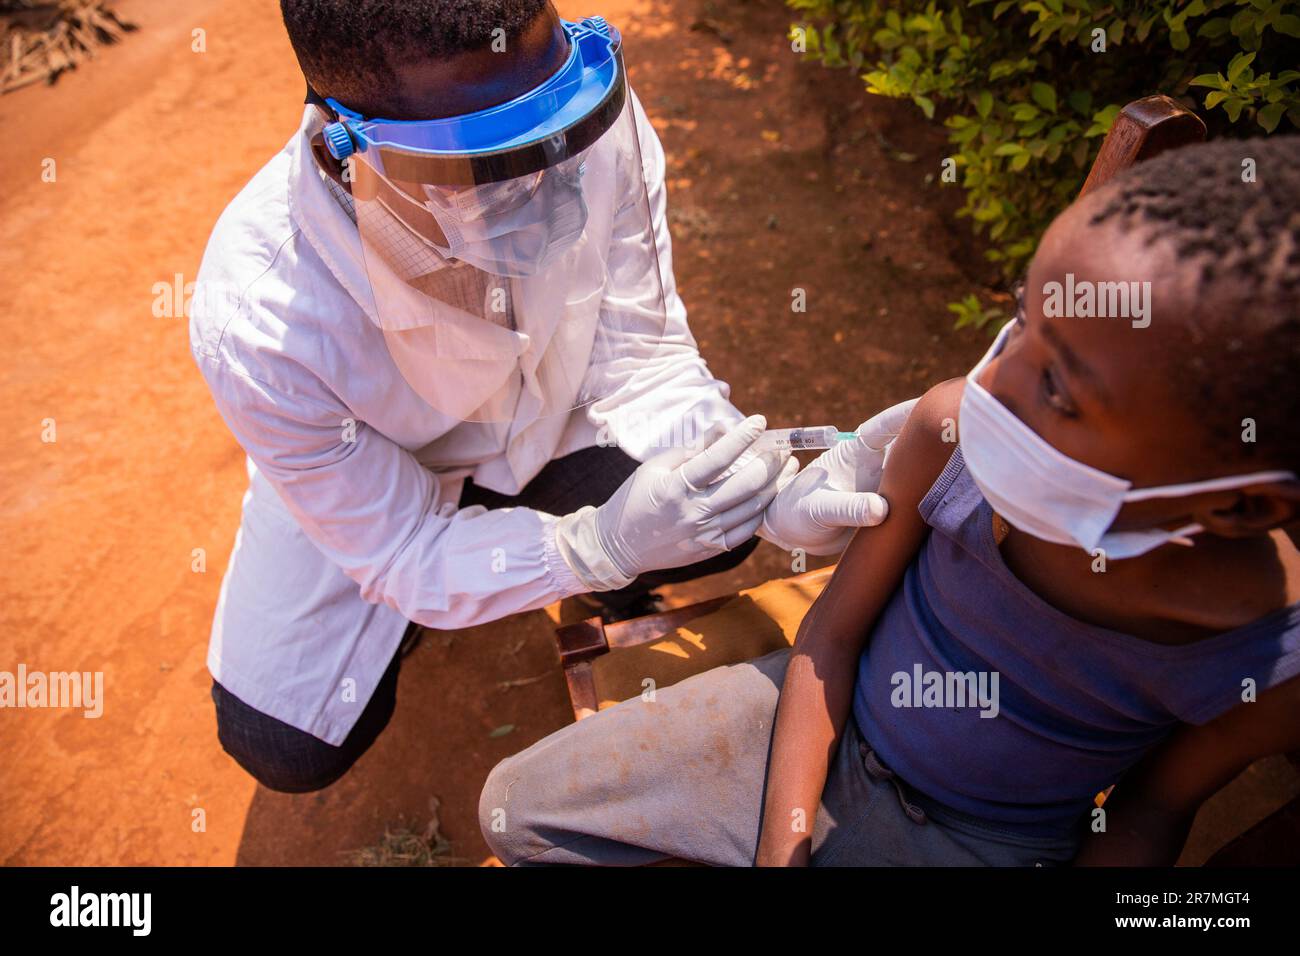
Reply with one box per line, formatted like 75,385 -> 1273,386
960,319 -> 1297,560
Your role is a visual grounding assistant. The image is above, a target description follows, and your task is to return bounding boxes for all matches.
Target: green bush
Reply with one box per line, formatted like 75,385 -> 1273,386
787,0 -> 1300,328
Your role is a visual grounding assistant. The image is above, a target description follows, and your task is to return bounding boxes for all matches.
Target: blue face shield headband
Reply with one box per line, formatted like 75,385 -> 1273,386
319,16 -> 625,187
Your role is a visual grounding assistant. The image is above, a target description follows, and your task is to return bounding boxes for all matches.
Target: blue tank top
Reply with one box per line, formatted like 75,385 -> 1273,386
853,447 -> 1300,837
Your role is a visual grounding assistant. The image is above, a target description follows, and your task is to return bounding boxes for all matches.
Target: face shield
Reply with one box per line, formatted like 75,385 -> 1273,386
316,17 -> 670,425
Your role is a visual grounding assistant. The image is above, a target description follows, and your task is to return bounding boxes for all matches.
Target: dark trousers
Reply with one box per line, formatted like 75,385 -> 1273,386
212,444 -> 760,793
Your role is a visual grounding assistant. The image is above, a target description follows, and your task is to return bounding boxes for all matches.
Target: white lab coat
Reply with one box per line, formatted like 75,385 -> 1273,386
190,98 -> 741,744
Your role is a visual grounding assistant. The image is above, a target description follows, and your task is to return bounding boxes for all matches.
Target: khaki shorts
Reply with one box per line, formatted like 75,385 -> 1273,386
478,649 -> 1081,866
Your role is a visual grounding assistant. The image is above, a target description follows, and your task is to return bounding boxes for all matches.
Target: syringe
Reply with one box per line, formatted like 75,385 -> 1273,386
750,425 -> 858,455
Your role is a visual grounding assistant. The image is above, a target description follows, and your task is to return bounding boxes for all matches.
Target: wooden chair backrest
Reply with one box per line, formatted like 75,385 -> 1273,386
1078,94 -> 1205,197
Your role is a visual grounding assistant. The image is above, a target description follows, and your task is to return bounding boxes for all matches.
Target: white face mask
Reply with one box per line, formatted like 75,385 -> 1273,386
419,158 -> 589,277
960,320 -> 1297,560
428,169 -> 547,222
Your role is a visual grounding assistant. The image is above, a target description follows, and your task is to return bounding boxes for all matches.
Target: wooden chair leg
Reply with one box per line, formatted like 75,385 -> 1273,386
562,661 -> 600,721
1204,796 -> 1300,867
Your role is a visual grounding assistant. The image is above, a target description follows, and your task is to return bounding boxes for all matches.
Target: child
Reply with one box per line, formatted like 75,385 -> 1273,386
478,135 -> 1300,866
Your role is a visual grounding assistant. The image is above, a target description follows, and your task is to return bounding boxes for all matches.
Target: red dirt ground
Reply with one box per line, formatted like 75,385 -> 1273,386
1,0 -> 1294,866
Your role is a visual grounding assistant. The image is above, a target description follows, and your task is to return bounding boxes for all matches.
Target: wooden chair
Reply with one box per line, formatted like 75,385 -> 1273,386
555,567 -> 834,719
551,95 -> 1300,862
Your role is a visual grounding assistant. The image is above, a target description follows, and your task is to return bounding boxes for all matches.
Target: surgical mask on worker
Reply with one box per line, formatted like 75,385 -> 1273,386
378,158 -> 589,278
960,320 -> 1297,559
426,167 -> 547,222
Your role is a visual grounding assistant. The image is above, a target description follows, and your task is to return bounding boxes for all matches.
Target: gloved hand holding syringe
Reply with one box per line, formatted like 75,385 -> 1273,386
758,399 -> 920,553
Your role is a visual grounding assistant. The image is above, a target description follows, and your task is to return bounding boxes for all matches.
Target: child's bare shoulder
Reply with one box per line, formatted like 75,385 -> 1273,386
902,377 -> 964,442
881,378 -> 964,506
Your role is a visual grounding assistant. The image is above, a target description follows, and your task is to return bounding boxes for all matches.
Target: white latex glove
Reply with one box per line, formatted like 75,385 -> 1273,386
760,397 -> 921,556
555,415 -> 790,591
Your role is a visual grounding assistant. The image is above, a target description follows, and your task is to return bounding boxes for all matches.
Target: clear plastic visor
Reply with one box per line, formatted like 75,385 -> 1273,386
342,76 -> 672,426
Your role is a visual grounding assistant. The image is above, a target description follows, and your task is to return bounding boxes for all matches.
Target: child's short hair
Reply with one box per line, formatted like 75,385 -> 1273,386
280,0 -> 549,108
1086,135 -> 1300,468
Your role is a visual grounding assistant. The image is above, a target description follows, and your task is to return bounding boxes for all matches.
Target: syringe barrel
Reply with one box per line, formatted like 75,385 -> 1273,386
752,426 -> 839,453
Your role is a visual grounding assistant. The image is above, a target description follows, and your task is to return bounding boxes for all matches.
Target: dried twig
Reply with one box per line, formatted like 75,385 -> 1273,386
343,798 -> 467,867
0,1 -> 136,95
496,673 -> 550,691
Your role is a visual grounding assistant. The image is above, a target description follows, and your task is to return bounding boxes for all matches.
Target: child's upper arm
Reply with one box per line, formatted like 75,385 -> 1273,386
876,377 -> 965,522
804,379 -> 965,636
843,378 -> 964,568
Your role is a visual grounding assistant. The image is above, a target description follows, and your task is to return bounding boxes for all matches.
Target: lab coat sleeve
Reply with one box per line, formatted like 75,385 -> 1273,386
195,354 -> 588,629
583,89 -> 745,462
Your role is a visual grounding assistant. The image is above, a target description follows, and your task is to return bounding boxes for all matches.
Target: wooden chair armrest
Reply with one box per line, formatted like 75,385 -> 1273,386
554,595 -> 737,668
554,596 -> 736,720
553,570 -> 833,720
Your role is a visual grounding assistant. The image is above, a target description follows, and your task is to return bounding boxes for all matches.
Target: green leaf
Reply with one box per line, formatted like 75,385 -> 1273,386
1030,82 -> 1057,112
1189,73 -> 1226,90
976,90 -> 994,119
1228,51 -> 1257,83
1091,103 -> 1122,129
1258,101 -> 1285,132
1197,17 -> 1231,39
489,724 -> 516,738
1021,116 -> 1050,136
916,95 -> 936,118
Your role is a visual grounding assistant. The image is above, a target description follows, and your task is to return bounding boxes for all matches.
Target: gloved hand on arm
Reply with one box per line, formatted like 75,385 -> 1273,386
760,397 -> 921,555
555,415 -> 794,591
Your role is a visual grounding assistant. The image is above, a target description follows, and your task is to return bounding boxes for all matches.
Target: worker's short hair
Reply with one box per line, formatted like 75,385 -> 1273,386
1085,134 -> 1300,468
280,0 -> 550,111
